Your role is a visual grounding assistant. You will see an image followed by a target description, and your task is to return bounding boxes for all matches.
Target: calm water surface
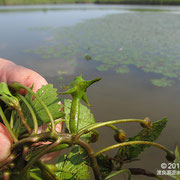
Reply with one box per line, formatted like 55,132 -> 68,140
0,4 -> 180,180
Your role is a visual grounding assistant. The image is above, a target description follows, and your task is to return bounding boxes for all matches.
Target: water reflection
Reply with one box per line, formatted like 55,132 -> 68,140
28,10 -> 180,87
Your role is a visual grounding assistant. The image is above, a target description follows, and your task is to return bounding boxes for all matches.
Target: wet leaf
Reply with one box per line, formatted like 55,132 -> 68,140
96,154 -> 113,178
14,84 -> 64,133
55,145 -> 90,180
118,118 -> 168,160
151,78 -> 174,87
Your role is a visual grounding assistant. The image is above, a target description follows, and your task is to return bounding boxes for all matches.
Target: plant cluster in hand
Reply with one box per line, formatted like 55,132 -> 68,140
0,75 -> 178,180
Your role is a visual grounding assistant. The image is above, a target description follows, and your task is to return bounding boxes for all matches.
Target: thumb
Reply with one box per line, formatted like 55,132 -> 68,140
0,123 -> 13,162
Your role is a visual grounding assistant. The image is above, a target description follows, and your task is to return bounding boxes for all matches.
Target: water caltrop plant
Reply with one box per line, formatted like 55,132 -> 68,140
0,75 -> 178,180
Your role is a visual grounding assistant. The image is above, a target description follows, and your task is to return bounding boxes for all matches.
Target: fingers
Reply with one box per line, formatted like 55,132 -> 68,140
0,123 -> 13,162
33,121 -> 63,162
6,64 -> 48,93
0,58 -> 62,163
0,58 -> 48,93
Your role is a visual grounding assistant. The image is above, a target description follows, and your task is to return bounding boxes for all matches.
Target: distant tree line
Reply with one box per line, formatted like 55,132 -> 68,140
1,0 -> 180,5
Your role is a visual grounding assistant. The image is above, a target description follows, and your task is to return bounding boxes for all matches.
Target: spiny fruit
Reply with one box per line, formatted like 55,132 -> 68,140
114,129 -> 126,143
140,117 -> 151,128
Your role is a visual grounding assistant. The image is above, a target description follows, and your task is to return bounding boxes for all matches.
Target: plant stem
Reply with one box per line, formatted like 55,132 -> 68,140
106,124 -> 119,132
35,160 -> 57,180
75,138 -> 102,180
92,141 -> 173,157
129,168 -> 165,180
69,96 -> 81,134
0,106 -> 18,142
10,83 -> 55,131
17,106 -> 32,134
22,139 -> 61,179
10,110 -> 16,129
12,132 -> 55,150
17,94 -> 38,134
12,132 -> 72,150
77,119 -> 145,138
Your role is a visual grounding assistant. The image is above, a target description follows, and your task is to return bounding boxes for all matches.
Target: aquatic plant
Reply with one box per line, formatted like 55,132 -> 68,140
0,75 -> 178,179
27,11 -> 180,87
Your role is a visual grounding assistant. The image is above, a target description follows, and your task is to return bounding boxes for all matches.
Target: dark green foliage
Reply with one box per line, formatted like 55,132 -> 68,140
96,154 -> 113,178
84,54 -> 92,60
55,145 -> 90,180
121,118 -> 168,160
95,0 -> 180,4
1,0 -> 180,5
0,80 -> 174,180
15,84 -> 64,133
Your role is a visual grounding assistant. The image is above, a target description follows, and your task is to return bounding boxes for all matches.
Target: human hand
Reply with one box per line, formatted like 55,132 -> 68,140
0,58 -> 48,93
0,58 -> 61,162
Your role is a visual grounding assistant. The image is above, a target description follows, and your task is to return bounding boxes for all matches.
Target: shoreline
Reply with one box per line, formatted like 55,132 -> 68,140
1,1 -> 180,6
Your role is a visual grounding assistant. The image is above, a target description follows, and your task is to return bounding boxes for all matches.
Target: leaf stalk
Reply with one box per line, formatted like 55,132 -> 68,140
0,106 -> 18,142
92,141 -> 173,158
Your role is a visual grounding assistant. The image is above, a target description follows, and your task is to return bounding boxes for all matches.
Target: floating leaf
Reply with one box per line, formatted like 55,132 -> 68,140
27,12 -> 180,87
64,99 -> 95,142
151,78 -> 174,87
84,54 -> 92,60
118,118 -> 168,160
115,65 -> 129,74
55,145 -> 90,180
97,65 -> 112,71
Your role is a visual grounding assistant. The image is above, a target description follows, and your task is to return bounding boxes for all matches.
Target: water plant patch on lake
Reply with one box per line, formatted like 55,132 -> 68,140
28,11 -> 180,87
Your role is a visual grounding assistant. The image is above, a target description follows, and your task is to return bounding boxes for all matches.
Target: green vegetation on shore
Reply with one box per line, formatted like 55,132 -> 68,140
1,0 -> 180,5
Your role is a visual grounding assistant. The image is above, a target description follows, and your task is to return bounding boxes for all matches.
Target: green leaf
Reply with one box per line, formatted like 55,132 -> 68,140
118,118 -> 168,160
64,99 -> 95,142
15,84 -> 64,133
55,145 -> 90,180
115,65 -> 129,74
167,146 -> 180,179
105,169 -> 131,180
0,82 -> 19,108
29,168 -> 42,180
96,154 -> 113,178
174,146 -> 180,180
0,82 -> 12,96
151,78 -> 174,87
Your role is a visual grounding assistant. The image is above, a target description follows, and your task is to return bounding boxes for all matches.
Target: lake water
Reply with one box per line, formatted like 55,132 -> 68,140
0,4 -> 180,180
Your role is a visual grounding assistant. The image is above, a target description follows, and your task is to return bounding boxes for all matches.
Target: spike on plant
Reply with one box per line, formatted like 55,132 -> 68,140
59,75 -> 101,134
